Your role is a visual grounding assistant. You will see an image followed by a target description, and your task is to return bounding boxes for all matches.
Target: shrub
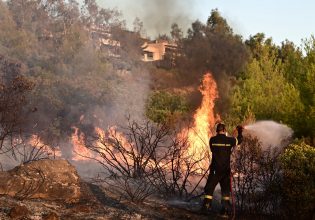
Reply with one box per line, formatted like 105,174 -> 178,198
146,91 -> 189,124
280,141 -> 315,219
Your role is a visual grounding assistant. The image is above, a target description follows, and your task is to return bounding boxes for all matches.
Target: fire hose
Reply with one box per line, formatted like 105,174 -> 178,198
230,172 -> 236,220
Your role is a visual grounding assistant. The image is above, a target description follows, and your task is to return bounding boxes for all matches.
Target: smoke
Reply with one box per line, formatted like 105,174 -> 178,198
91,69 -> 151,127
244,120 -> 293,149
79,46 -> 150,127
0,1 -> 154,176
98,0 -> 199,37
55,56 -> 151,177
139,0 -> 195,37
0,155 -> 19,171
71,160 -> 103,179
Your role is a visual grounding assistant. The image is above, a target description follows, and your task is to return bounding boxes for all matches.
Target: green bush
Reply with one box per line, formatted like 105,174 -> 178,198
146,91 -> 189,124
280,141 -> 315,219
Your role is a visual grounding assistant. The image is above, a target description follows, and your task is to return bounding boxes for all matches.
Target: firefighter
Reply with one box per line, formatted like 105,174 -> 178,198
201,123 -> 243,216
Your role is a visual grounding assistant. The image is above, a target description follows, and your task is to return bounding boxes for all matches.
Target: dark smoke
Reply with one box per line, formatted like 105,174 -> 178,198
139,0 -> 196,37
174,11 -> 249,115
98,0 -> 199,37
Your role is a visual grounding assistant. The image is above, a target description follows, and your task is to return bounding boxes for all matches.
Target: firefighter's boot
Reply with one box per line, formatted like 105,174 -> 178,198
200,195 -> 212,215
219,196 -> 231,218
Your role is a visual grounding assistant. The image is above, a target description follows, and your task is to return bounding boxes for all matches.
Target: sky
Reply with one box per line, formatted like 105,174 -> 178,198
96,0 -> 315,46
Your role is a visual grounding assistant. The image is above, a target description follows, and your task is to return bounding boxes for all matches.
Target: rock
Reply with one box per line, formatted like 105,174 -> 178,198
0,159 -> 81,202
9,204 -> 29,219
43,212 -> 60,220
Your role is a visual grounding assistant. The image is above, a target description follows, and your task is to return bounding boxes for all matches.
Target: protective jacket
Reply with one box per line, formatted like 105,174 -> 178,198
209,133 -> 242,173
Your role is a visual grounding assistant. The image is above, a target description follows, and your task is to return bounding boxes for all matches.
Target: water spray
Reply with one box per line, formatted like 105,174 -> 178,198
243,120 -> 293,149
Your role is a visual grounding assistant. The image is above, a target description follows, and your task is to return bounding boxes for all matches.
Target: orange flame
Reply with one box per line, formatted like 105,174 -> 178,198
107,126 -> 131,148
95,127 -> 105,143
186,73 -> 219,165
29,135 -> 62,157
95,126 -> 140,167
71,126 -> 93,161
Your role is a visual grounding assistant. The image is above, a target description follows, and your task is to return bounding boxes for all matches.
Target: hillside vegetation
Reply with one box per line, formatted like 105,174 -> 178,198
0,0 -> 314,219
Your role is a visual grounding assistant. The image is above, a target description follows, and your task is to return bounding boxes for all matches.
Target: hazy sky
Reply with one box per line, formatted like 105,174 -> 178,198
96,0 -> 315,45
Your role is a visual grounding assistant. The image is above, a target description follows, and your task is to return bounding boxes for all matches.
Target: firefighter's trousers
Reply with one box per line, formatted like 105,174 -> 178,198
203,170 -> 231,211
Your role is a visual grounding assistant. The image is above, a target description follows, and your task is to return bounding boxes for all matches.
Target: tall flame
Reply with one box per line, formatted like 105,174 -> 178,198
187,73 -> 219,163
69,73 -> 219,167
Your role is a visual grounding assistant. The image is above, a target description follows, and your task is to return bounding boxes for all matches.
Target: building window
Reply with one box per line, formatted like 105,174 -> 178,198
147,52 -> 154,59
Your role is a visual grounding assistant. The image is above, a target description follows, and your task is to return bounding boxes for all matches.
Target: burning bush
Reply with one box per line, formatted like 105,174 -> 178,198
0,56 -> 60,167
84,72 -> 220,202
85,119 -> 209,202
86,120 -> 171,202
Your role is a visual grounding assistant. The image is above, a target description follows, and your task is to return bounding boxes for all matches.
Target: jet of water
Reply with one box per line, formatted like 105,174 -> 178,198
244,120 -> 293,149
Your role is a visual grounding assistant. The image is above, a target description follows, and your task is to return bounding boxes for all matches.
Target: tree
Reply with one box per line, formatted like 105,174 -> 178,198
0,1 -> 35,59
274,37 -> 314,141
156,34 -> 170,41
176,9 -> 248,115
0,0 -> 132,143
299,37 -> 315,141
245,33 -> 269,60
280,141 -> 315,219
133,17 -> 145,37
81,0 -> 125,28
239,33 -> 315,142
230,38 -> 304,132
170,23 -> 183,43
146,91 -> 189,124
206,8 -> 232,36
0,55 -> 34,152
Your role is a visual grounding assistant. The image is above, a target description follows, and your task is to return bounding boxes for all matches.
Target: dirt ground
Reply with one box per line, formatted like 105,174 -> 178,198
0,182 -> 228,220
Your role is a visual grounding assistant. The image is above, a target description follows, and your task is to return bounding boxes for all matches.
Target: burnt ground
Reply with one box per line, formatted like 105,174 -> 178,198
0,181 -> 231,220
